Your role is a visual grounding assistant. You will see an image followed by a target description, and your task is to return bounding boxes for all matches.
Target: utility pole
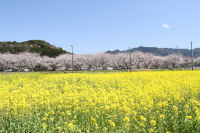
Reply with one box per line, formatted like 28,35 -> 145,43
176,45 -> 179,56
176,45 -> 180,68
191,41 -> 194,70
71,45 -> 74,73
129,48 -> 132,72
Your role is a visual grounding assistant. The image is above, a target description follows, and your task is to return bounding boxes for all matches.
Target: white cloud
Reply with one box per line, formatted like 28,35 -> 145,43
162,24 -> 171,29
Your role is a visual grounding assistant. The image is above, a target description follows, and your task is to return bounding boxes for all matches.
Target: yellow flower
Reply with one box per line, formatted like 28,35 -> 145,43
149,128 -> 155,133
42,117 -> 47,121
186,116 -> 192,120
66,111 -> 71,116
57,126 -> 61,130
108,120 -> 116,128
61,112 -> 65,115
172,105 -> 178,111
103,127 -> 107,132
42,124 -> 47,129
50,117 -> 54,121
140,115 -> 147,122
91,118 -> 96,123
150,120 -> 156,126
1,71 -> 200,132
67,123 -> 73,129
123,117 -> 130,123
51,111 -> 55,115
159,114 -> 165,119
139,122 -> 145,127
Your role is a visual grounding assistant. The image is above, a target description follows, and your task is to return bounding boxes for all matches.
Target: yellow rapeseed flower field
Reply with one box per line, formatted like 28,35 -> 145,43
1,71 -> 200,132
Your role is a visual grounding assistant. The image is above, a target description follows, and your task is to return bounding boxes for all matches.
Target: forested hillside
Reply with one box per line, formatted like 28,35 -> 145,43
0,40 -> 69,57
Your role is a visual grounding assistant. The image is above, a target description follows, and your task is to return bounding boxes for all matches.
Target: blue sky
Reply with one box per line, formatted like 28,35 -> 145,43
0,0 -> 200,54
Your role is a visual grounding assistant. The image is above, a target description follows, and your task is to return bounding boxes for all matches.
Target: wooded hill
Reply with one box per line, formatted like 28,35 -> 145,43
0,40 -> 69,57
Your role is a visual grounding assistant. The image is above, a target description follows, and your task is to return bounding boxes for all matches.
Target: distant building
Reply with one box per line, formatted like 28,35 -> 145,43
4,69 -> 12,72
17,68 -> 29,72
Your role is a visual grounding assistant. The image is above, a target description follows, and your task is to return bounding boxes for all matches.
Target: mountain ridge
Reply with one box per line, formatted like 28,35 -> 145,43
106,46 -> 200,57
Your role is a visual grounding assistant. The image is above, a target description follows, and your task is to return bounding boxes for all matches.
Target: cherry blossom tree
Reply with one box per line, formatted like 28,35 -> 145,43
0,52 -> 198,71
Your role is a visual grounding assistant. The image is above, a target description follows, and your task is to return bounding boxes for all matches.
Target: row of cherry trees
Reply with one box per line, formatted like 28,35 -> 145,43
0,52 -> 199,71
